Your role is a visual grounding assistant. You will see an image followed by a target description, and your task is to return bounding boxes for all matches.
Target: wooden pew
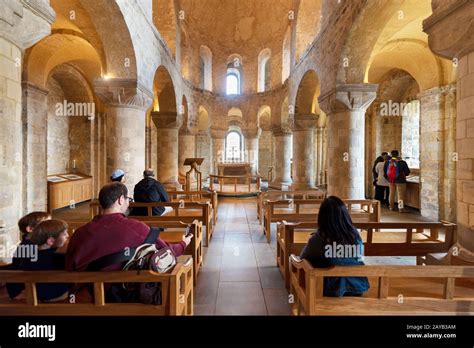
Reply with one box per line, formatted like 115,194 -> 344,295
257,190 -> 326,223
289,255 -> 474,315
0,256 -> 193,316
167,190 -> 218,225
263,199 -> 380,242
90,201 -> 213,246
277,221 -> 456,289
64,220 -> 203,286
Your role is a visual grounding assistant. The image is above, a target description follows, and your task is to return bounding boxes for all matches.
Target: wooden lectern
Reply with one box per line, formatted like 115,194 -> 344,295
184,158 -> 204,191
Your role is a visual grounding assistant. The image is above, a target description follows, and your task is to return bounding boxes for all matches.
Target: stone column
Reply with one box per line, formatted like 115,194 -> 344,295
423,0 -> 474,263
0,0 -> 55,262
418,85 -> 456,221
95,78 -> 152,194
178,127 -> 196,177
269,127 -> 292,189
321,126 -> 328,186
151,111 -> 182,190
242,128 -> 260,176
319,84 -> 378,199
290,114 -> 318,189
210,128 -> 226,174
315,127 -> 324,186
22,82 -> 48,212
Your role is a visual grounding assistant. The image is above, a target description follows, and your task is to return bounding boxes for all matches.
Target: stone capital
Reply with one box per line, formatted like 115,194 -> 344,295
271,126 -> 292,136
94,78 -> 153,110
22,81 -> 49,97
289,113 -> 318,131
209,127 -> 227,139
319,84 -> 378,115
241,128 -> 260,139
151,111 -> 182,129
423,0 -> 474,60
417,84 -> 456,100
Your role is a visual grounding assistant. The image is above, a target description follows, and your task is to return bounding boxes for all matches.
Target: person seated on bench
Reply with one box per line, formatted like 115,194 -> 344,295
7,219 -> 71,302
133,169 -> 172,216
110,168 -> 126,183
2,211 -> 51,298
300,196 -> 369,297
66,182 -> 192,271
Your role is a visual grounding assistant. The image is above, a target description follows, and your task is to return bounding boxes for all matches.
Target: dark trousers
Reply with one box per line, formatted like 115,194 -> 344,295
374,185 -> 389,206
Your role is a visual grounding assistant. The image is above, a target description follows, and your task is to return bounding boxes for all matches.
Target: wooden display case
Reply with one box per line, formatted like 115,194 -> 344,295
47,173 -> 92,212
405,175 -> 420,209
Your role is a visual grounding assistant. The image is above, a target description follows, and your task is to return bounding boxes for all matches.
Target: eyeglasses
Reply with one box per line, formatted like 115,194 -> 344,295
126,196 -> 134,202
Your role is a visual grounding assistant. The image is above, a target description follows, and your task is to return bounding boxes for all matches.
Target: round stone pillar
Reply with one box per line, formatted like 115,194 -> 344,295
178,129 -> 196,177
269,128 -> 292,189
151,111 -> 182,190
242,128 -> 260,176
319,84 -> 378,199
210,128 -> 227,174
95,78 -> 152,194
290,114 -> 318,189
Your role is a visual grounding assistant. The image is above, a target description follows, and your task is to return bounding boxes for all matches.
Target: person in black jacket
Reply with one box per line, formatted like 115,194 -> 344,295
133,169 -> 171,216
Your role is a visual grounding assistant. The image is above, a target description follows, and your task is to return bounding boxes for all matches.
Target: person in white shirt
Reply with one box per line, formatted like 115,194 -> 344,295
374,153 -> 390,207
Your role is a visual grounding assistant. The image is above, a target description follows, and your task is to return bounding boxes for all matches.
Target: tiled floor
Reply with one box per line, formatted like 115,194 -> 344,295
53,196 -> 431,315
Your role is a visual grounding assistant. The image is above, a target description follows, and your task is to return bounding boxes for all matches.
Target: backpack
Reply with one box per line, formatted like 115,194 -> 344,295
87,227 -> 176,305
386,159 -> 398,183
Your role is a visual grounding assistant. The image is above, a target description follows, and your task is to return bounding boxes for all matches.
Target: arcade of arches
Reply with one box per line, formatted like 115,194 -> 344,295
1,0 -> 474,314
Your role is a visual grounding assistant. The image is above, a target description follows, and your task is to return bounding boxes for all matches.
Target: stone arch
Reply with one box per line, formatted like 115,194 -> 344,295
226,54 -> 244,95
153,65 -> 177,113
197,105 -> 210,132
180,25 -> 192,81
294,69 -> 320,115
257,105 -> 272,131
257,48 -> 271,92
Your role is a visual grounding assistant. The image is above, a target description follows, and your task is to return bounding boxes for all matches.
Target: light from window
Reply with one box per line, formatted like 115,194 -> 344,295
225,131 -> 242,162
226,74 -> 239,95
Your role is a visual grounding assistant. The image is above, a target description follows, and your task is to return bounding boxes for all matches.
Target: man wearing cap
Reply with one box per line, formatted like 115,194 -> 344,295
133,169 -> 172,216
110,169 -> 126,183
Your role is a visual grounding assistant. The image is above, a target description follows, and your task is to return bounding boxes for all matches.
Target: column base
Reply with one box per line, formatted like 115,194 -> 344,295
290,182 -> 316,190
162,180 -> 182,191
268,180 -> 293,190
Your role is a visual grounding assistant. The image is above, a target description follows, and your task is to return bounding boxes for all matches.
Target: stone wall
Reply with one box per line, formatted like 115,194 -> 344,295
46,77 -> 70,174
195,133 -> 211,179
0,37 -> 23,251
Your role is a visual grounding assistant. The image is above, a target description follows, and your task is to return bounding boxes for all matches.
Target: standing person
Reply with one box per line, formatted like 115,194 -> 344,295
384,150 -> 410,212
133,169 -> 171,216
374,153 -> 390,207
110,169 -> 126,183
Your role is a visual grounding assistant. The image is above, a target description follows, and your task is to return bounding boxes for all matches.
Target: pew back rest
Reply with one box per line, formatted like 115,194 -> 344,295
257,190 -> 326,220
0,256 -> 194,316
289,255 -> 474,316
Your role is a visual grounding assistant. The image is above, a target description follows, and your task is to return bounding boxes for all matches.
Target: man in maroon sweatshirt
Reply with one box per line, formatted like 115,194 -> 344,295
66,182 -> 192,271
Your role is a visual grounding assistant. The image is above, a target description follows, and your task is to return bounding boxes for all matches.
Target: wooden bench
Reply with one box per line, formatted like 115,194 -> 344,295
257,190 -> 326,223
263,199 -> 380,242
277,221 -> 456,289
0,256 -> 193,316
63,220 -> 203,286
90,201 -> 213,246
289,255 -> 474,315
167,190 -> 218,225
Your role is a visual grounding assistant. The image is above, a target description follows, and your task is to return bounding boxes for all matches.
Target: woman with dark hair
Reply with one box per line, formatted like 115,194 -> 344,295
300,196 -> 370,297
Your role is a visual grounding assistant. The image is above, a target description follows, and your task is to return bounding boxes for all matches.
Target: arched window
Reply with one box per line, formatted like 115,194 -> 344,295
401,100 -> 420,168
258,48 -> 271,92
225,131 -> 243,162
226,55 -> 242,95
199,45 -> 212,91
226,72 -> 239,95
